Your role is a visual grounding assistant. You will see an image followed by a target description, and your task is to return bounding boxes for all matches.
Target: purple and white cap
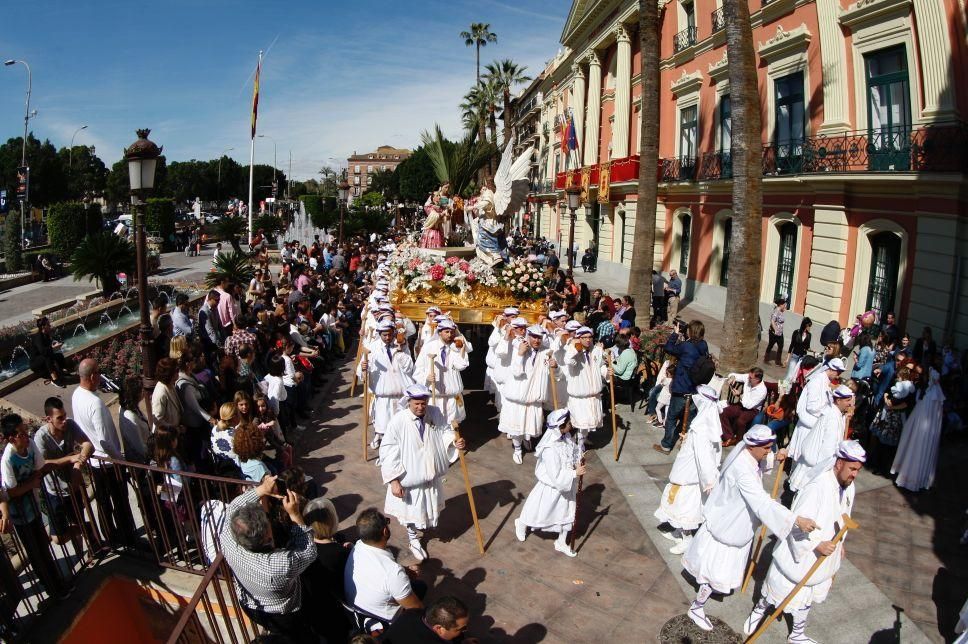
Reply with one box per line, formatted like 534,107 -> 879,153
564,320 -> 582,332
527,324 -> 546,338
503,307 -> 520,316
549,310 -> 568,321
743,424 -> 776,447
827,358 -> 846,373
575,326 -> 594,338
836,440 -> 867,462
546,408 -> 570,428
697,384 -> 719,401
376,320 -> 395,333
832,384 -> 854,399
404,383 -> 431,400
437,319 -> 457,331
510,318 -> 528,328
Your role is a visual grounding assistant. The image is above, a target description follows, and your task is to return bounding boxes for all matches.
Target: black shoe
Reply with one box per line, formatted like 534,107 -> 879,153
51,379 -> 67,389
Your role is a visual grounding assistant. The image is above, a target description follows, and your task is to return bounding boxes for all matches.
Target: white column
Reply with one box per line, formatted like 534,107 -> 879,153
613,26 -> 632,158
570,63 -> 586,166
816,0 -> 851,134
912,0 -> 957,120
583,52 -> 602,166
803,202 -> 850,323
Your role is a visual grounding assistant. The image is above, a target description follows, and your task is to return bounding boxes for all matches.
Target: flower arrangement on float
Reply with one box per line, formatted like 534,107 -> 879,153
385,244 -> 548,309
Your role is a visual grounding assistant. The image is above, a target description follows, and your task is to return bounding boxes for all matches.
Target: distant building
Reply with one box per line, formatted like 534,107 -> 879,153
346,146 -> 411,201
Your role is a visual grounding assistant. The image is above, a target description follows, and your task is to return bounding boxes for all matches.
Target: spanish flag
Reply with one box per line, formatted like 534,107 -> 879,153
250,59 -> 261,140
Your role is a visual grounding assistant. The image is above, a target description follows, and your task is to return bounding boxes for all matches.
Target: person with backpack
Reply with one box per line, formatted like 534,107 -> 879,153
654,320 -> 712,455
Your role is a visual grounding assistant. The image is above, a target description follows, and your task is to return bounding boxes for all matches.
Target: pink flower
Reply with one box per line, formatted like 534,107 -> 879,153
408,259 -> 421,270
429,265 -> 445,281
466,272 -> 476,282
445,256 -> 460,265
458,261 -> 470,272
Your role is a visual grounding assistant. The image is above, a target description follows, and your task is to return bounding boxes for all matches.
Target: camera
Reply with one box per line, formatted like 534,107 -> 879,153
275,479 -> 288,496
674,318 -> 687,335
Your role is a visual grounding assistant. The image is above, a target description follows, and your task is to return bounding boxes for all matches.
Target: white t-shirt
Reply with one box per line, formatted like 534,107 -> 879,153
72,386 -> 121,467
282,354 -> 298,387
263,375 -> 287,413
344,541 -> 413,622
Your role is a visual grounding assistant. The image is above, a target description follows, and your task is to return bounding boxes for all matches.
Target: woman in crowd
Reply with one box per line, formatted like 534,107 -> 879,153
301,497 -> 351,643
784,318 -> 812,382
151,358 -> 183,432
232,423 -> 272,482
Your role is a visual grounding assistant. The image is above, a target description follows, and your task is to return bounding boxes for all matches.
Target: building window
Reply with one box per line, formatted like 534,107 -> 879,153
774,223 -> 797,302
720,218 -> 732,287
353,176 -> 360,185
354,165 -> 361,174
679,105 -> 698,177
866,232 -> 901,317
866,45 -> 911,171
719,94 -> 732,178
684,1 -> 695,31
774,71 -> 805,174
679,213 -> 692,275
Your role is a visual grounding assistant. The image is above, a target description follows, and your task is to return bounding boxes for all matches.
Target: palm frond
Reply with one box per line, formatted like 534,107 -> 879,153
206,251 -> 255,289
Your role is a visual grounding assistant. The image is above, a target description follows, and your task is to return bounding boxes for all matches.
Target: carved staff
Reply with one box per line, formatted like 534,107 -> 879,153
549,361 -> 560,410
361,347 -> 370,462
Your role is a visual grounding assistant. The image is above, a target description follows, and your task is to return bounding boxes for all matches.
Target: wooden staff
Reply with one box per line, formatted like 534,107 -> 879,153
350,328 -> 365,396
451,422 -> 485,555
549,361 -> 560,410
741,456 -> 786,593
605,351 -> 619,462
745,513 -> 860,643
677,394 -> 693,444
429,356 -> 438,408
569,453 -> 586,549
361,347 -> 370,462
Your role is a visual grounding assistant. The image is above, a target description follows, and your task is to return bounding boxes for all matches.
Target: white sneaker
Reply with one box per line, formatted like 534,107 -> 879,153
787,634 -> 817,644
408,539 -> 427,561
669,536 -> 692,555
554,540 -> 577,557
514,518 -> 527,542
512,451 -> 523,465
743,606 -> 766,636
688,605 -> 714,631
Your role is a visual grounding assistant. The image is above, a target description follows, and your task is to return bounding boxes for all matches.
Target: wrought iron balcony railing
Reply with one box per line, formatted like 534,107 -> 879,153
673,26 -> 698,53
688,122 -> 968,181
532,179 -> 556,194
660,156 -> 698,182
711,7 -> 726,32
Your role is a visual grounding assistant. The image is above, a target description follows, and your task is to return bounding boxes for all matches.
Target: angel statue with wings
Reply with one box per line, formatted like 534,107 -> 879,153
467,143 -> 534,266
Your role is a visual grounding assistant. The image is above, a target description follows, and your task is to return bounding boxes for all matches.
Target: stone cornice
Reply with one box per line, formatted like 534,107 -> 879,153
708,52 -> 730,83
670,69 -> 704,96
839,0 -> 912,28
757,24 -> 813,61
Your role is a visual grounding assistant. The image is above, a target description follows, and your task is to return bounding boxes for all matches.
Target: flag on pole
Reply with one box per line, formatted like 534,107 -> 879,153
250,59 -> 261,140
566,112 -> 580,153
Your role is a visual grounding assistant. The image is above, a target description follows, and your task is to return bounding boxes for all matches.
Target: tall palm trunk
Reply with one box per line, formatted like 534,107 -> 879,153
628,2 -> 660,307
503,90 -> 512,146
720,0 -> 763,372
476,45 -> 481,86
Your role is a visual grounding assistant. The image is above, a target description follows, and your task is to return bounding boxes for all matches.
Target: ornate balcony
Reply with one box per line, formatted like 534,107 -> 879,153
673,26 -> 698,53
711,7 -> 726,32
689,122 -> 968,181
660,156 -> 698,182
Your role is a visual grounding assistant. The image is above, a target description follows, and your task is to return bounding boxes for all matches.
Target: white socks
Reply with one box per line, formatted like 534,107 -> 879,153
788,606 -> 813,643
511,436 -> 523,453
688,584 -> 715,631
406,525 -> 419,542
693,583 -> 713,608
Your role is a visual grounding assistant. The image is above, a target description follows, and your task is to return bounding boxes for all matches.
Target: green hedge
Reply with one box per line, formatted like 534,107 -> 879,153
300,194 -> 337,231
3,214 -> 22,272
47,202 -> 104,259
145,198 -> 176,249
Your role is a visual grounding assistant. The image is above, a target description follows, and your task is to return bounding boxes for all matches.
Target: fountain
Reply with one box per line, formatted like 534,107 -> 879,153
72,324 -> 89,337
287,200 -> 332,246
108,291 -> 124,301
8,346 -> 29,371
157,291 -> 171,306
116,306 -> 133,320
99,313 -> 118,330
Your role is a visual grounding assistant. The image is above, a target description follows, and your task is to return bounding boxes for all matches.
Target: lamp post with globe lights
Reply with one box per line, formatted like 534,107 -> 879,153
5,59 -> 35,252
124,129 -> 162,398
565,185 -> 581,270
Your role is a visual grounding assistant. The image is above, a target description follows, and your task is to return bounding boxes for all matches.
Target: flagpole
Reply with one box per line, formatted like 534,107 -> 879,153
247,50 -> 263,242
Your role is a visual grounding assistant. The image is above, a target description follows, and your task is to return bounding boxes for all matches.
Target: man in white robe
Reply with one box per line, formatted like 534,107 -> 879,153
499,325 -> 556,464
788,384 -> 853,492
562,326 -> 609,448
744,440 -> 865,643
359,320 -> 415,451
493,317 -> 529,412
380,384 -> 465,561
514,409 -> 584,557
413,318 -> 472,425
414,306 -> 442,357
655,384 -> 724,555
485,307 -> 519,404
682,425 -> 819,631
788,358 -> 845,461
548,319 -> 580,411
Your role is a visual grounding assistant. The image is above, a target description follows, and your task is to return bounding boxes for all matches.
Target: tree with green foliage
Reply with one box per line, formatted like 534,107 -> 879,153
47,201 -> 91,257
359,191 -> 385,209
3,215 -> 22,272
57,146 -> 108,200
421,126 -> 495,197
145,198 -> 176,249
253,213 -> 285,239
369,169 -> 399,200
70,232 -> 135,296
206,251 -> 255,289
216,216 -> 247,253
397,146 -> 441,203
105,156 -> 169,207
483,59 -> 532,146
460,23 -> 497,86
300,194 -> 338,231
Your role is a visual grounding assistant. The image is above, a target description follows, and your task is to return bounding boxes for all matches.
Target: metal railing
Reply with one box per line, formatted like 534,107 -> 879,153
681,122 -> 968,181
532,179 -> 557,194
660,156 -> 698,182
166,553 -> 260,644
674,26 -> 698,53
711,7 -> 726,32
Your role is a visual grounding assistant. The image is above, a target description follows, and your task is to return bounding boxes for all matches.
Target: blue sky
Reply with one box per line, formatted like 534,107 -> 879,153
0,0 -> 565,181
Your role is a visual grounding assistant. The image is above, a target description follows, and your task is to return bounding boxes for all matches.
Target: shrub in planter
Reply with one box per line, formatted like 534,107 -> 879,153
47,201 -> 88,258
3,214 -> 22,273
145,198 -> 176,250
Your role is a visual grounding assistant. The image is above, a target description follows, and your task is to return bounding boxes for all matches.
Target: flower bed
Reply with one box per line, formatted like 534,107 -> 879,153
386,245 -> 549,310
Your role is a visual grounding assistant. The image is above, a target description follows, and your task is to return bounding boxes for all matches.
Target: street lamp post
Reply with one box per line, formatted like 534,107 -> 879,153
393,198 -> 400,230
69,125 -> 88,170
217,146 -> 235,208
124,129 -> 162,402
258,134 -> 277,215
565,186 -> 581,270
5,59 -> 33,252
338,181 -> 350,244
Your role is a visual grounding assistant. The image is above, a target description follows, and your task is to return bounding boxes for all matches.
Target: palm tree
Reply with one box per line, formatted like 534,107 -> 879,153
458,87 -> 488,144
421,125 -> 495,197
206,251 -> 255,289
483,59 -> 532,145
628,8 -> 661,310
70,232 -> 136,297
216,215 -> 247,254
719,0 -> 764,372
460,23 -> 498,86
